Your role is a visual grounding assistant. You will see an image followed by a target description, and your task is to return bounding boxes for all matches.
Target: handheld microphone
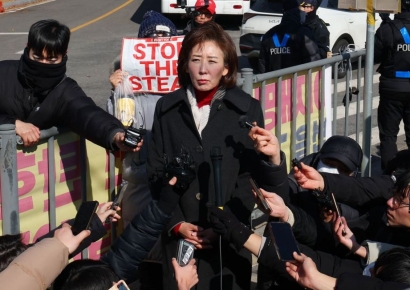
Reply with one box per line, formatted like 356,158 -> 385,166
238,115 -> 254,130
210,147 -> 223,209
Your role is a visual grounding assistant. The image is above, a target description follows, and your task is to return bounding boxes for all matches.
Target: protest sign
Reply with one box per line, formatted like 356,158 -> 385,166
121,36 -> 184,94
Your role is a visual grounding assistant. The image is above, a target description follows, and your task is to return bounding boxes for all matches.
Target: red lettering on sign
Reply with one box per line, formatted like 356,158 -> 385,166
146,43 -> 161,59
172,60 -> 178,75
155,60 -> 170,75
130,76 -> 142,91
157,77 -> 169,92
133,43 -> 146,60
59,141 -> 81,183
140,61 -> 155,75
170,77 -> 180,92
17,152 -> 36,195
161,43 -> 175,59
141,76 -> 156,91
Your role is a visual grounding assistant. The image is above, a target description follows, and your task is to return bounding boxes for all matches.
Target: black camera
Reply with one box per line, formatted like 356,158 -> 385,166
123,125 -> 147,148
163,146 -> 196,189
176,0 -> 208,17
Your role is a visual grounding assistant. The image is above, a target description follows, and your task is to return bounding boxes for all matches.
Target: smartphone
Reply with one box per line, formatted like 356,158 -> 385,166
176,239 -> 195,266
71,201 -> 99,235
109,280 -> 130,290
331,193 -> 346,235
291,158 -> 302,170
249,178 -> 272,213
268,222 -> 301,262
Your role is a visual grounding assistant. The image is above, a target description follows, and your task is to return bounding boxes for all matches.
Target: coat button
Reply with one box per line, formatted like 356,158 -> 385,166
217,104 -> 223,111
196,145 -> 203,153
196,193 -> 201,200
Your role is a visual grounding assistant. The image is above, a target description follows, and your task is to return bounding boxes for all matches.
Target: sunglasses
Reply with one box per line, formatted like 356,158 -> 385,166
146,31 -> 172,38
300,4 -> 313,8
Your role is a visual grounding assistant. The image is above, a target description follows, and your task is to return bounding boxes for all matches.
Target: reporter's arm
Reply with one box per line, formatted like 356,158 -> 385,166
0,238 -> 69,290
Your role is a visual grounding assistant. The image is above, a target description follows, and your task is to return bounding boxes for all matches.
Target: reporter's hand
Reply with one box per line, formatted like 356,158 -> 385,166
172,258 -> 199,290
256,189 -> 288,221
293,162 -> 324,190
110,69 -> 127,89
97,201 -> 121,223
15,120 -> 40,147
209,207 -> 253,250
248,125 -> 280,165
54,223 -> 90,254
285,253 -> 319,289
113,131 -> 143,152
196,228 -> 218,249
333,216 -> 360,253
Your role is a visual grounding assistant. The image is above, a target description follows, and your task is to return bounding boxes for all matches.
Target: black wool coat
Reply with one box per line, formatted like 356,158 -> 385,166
0,60 -> 124,149
147,86 -> 265,290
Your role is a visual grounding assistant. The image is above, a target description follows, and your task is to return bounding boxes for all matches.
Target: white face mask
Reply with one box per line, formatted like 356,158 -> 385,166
317,160 -> 339,174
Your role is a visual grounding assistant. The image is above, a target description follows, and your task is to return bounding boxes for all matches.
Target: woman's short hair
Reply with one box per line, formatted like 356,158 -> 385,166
178,21 -> 238,89
53,259 -> 120,290
0,234 -> 27,273
27,19 -> 70,57
374,248 -> 410,285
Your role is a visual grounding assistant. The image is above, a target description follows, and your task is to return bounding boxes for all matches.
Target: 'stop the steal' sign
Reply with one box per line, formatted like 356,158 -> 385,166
121,36 -> 184,94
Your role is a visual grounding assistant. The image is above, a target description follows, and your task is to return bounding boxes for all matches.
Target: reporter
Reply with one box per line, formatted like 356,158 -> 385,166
0,224 -> 89,290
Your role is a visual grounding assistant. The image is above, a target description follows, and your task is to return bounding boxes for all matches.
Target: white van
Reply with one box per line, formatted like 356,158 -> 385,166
161,0 -> 251,16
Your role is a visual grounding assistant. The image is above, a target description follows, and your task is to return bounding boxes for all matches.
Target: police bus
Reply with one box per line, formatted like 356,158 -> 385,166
161,0 -> 251,16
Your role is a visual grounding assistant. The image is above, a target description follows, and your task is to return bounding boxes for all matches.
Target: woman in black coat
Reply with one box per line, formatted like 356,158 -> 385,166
147,22 -> 266,290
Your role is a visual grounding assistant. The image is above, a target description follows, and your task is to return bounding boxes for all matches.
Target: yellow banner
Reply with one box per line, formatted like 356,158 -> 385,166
0,132 -> 123,259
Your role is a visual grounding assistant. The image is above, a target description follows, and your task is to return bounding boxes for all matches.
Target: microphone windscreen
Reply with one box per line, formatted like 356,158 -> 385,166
211,146 -> 222,158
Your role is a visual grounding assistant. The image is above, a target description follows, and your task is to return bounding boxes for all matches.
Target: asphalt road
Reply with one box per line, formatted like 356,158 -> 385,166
0,0 -> 406,174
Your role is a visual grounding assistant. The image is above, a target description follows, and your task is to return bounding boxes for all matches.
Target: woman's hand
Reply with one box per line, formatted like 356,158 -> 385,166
178,223 -> 207,249
97,201 -> 121,224
293,162 -> 325,190
248,125 -> 280,165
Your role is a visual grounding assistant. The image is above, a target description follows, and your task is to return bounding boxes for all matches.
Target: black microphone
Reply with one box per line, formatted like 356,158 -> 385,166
238,115 -> 254,130
210,147 -> 223,208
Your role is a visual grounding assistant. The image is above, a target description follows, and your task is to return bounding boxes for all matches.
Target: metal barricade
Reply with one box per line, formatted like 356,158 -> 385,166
238,50 -> 370,175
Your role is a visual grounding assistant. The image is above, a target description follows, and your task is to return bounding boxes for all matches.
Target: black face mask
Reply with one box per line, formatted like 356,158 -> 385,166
19,47 -> 67,94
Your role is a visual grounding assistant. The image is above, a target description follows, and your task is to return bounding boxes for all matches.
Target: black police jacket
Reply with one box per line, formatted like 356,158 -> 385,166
375,12 -> 410,93
258,8 -> 321,73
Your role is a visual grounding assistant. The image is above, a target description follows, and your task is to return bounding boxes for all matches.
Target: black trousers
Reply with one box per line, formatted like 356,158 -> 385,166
378,92 -> 410,169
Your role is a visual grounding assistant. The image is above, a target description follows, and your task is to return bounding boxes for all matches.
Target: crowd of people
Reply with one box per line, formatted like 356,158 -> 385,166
1,0 -> 410,289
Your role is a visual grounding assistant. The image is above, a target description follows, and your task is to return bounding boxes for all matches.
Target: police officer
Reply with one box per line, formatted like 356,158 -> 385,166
375,0 -> 410,169
303,0 -> 331,59
258,0 -> 321,73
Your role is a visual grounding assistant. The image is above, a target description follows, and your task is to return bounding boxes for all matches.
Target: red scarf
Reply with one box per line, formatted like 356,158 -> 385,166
195,87 -> 218,108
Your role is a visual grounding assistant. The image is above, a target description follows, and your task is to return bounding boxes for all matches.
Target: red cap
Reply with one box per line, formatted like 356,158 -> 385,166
195,0 -> 216,15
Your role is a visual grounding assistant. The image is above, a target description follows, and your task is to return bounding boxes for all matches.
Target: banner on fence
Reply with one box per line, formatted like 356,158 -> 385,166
121,36 -> 184,94
253,67 -> 332,163
0,133 -> 122,260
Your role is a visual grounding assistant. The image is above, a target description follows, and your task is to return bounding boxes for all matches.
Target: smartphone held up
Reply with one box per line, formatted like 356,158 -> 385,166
71,201 -> 99,236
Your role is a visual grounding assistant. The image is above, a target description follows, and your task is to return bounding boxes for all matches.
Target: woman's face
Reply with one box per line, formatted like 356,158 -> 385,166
187,41 -> 228,92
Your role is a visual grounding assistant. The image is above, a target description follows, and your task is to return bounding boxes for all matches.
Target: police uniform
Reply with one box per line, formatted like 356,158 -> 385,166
375,8 -> 410,169
304,0 -> 330,59
258,0 -> 321,73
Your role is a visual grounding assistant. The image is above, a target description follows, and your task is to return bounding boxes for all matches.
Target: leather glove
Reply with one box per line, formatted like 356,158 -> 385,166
209,207 -> 253,251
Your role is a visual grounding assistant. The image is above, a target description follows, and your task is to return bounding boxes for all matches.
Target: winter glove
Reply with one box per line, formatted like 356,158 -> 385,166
209,207 -> 253,251
157,183 -> 183,215
342,87 -> 359,107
